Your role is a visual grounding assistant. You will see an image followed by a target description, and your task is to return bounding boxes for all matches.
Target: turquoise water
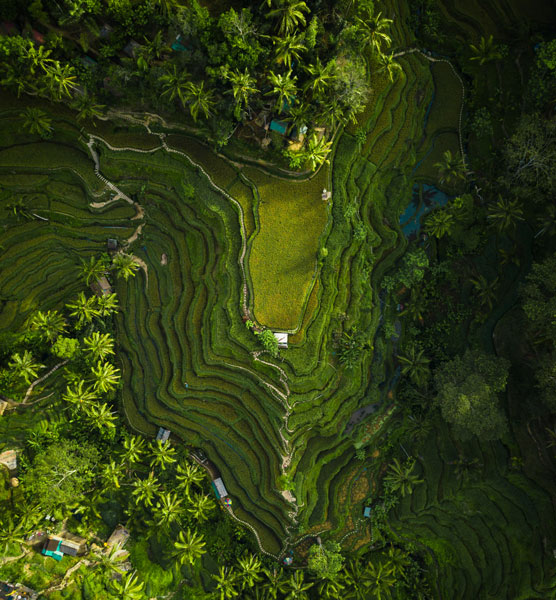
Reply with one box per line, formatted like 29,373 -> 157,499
400,183 -> 451,238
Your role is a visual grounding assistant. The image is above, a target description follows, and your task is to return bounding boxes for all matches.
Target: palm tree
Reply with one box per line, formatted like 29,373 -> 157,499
160,64 -> 190,106
112,253 -> 140,280
172,528 -> 206,567
273,34 -> 306,69
0,515 -> 32,554
131,472 -> 160,507
153,492 -> 183,529
398,345 -> 430,388
86,402 -> 118,432
8,350 -> 44,385
71,94 -> 105,122
144,30 -> 170,61
469,274 -> 499,310
378,53 -> 402,82
363,562 -> 396,600
434,150 -> 467,186
184,81 -> 216,122
176,461 -> 205,496
469,35 -> 503,65
343,559 -> 367,600
83,332 -> 115,362
187,493 -> 216,522
317,99 -> 345,128
303,133 -> 332,171
27,309 -> 66,342
62,380 -> 98,410
267,0 -> 309,35
384,458 -> 423,497
71,490 -> 105,529
303,58 -> 336,97
212,567 -> 241,599
20,107 -> 52,137
110,571 -> 145,600
5,198 -> 33,220
266,70 -> 297,113
318,577 -> 345,598
402,285 -> 427,324
425,209 -> 455,239
149,440 -> 177,471
153,0 -> 181,19
25,43 -> 53,75
225,68 -> 257,120
90,360 -> 120,393
487,196 -> 524,232
101,458 -> 124,489
498,247 -> 520,267
451,455 -> 482,481
90,544 -> 127,575
285,103 -> 311,132
283,571 -> 313,600
121,434 -> 146,466
66,292 -> 101,328
80,255 -> 109,286
42,61 -> 77,100
237,554 -> 263,589
536,203 -> 556,238
355,10 -> 393,54
386,545 -> 410,578
95,292 -> 119,317
262,567 -> 288,599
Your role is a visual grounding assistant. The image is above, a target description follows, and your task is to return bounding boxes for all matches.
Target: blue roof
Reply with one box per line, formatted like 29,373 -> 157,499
172,35 -> 188,52
363,506 -> 372,518
270,120 -> 288,135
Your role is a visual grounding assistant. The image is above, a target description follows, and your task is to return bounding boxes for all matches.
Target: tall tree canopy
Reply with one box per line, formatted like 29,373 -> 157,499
434,349 -> 510,439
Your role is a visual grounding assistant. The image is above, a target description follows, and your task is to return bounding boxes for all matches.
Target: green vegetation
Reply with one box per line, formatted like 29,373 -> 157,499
0,0 -> 555,598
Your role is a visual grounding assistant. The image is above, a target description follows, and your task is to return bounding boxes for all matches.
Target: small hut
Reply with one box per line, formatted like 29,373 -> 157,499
90,276 -> 112,297
0,399 -> 7,416
363,506 -> 372,518
107,238 -> 118,252
41,537 -> 79,561
0,581 -> 37,599
156,427 -> 171,443
0,450 -> 17,472
269,119 -> 288,136
273,332 -> 288,349
211,477 -> 228,499
99,24 -> 112,38
106,525 -> 130,550
123,40 -> 140,58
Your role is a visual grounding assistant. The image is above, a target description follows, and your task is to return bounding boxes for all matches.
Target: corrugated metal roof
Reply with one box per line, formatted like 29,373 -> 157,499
212,477 -> 228,498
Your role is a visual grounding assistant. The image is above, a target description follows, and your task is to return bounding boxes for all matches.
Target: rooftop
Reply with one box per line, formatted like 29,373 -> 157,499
273,332 -> 288,348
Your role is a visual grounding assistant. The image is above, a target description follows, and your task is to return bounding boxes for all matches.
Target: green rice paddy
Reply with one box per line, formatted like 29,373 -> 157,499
3,1 -> 552,588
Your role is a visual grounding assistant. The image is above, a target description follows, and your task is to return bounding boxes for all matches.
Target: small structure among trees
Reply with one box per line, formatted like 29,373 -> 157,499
0,449 -> 17,471
90,276 -> 112,297
41,536 -> 80,561
211,477 -> 228,500
273,332 -> 289,349
156,427 -> 171,443
106,525 -> 130,550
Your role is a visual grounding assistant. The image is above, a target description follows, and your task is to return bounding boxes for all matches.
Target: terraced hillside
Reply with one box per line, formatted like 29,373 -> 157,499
0,0 -> 472,559
390,416 -> 556,599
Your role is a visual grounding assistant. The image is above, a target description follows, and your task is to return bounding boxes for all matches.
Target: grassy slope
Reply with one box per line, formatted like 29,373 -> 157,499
246,166 -> 328,331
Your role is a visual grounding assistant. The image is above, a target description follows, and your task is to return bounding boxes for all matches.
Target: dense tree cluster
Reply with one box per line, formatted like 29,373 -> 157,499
0,0 -> 401,170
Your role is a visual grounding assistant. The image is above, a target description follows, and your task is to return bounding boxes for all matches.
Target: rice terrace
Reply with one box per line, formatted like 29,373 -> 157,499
0,0 -> 556,598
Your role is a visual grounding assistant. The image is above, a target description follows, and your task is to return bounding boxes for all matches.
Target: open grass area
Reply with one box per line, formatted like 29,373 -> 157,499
245,166 -> 328,331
